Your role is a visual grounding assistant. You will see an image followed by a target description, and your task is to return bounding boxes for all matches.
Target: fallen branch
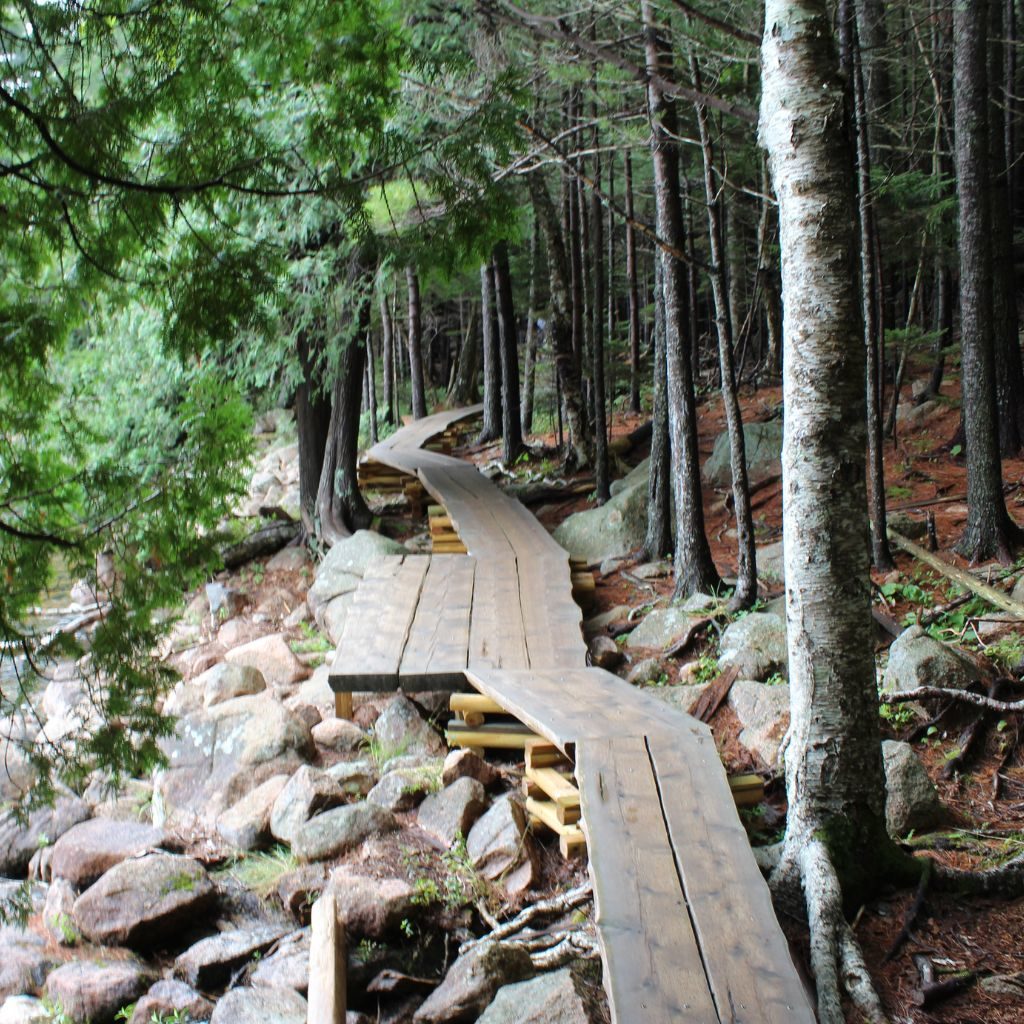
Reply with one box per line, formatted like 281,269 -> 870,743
221,520 -> 300,569
881,683 -> 1024,715
688,665 -> 739,722
529,929 -> 600,970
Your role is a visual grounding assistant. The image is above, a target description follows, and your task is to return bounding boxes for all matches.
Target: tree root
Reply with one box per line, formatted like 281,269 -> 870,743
882,857 -> 932,963
881,682 -> 1024,714
932,849 -> 1024,897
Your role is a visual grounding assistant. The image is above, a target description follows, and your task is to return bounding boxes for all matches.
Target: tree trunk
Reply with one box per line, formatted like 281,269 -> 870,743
365,327 -> 378,446
449,301 -> 480,407
855,0 -> 892,156
380,288 -> 395,426
624,152 -> 642,414
761,4 -> 911,1015
406,266 -> 427,420
520,225 -> 540,434
295,328 -> 332,535
953,0 -> 1023,562
691,55 -> 757,608
492,241 -> 525,462
477,262 -> 502,444
590,145 -> 611,504
644,243 -> 673,561
642,2 -> 720,597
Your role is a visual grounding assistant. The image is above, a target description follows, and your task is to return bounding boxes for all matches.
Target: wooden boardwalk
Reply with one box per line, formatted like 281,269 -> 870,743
329,409 -> 815,1024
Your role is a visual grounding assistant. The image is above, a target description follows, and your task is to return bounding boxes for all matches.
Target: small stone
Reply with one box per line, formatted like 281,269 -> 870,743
311,717 -> 366,753
210,986 -> 308,1024
129,980 -> 214,1024
217,774 -> 291,851
0,795 -> 91,877
206,582 -> 245,619
42,878 -> 79,946
292,802 -> 398,863
0,996 -> 48,1024
277,866 -> 329,919
251,929 -> 310,991
466,797 -> 537,895
625,607 -> 699,651
50,818 -> 166,888
367,767 -> 439,813
882,740 -> 944,838
326,867 -> 416,939
626,657 -> 671,686
718,613 -> 788,682
632,560 -> 671,580
417,778 -> 488,848
45,961 -> 152,1024
200,662 -> 267,708
0,930 -> 51,1001
728,680 -> 791,769
174,924 -> 291,989
477,968 -> 593,1024
267,547 -> 311,573
373,696 -> 445,759
413,943 -> 533,1023
442,750 -> 500,789
882,625 -> 984,699
587,635 -> 624,670
324,760 -> 377,799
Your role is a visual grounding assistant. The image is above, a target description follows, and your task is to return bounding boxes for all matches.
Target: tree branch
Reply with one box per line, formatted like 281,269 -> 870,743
880,685 -> 1024,713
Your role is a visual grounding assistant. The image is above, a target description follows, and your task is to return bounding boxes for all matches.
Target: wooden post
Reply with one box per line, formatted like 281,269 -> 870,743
334,691 -> 353,721
308,893 -> 346,1024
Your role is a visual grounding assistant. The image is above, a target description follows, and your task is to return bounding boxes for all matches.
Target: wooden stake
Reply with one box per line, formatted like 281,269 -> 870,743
334,691 -> 353,720
308,893 -> 346,1024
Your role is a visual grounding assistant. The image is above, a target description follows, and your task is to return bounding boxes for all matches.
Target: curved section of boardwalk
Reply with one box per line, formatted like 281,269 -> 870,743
330,409 -> 815,1024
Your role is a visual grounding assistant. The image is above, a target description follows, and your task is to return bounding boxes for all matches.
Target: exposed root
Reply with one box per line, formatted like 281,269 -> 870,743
932,849 -> 1024,897
881,683 -> 1024,714
883,857 -> 932,963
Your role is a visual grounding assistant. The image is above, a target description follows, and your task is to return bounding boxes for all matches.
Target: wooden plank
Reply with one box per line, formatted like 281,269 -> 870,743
308,893 -> 346,1024
526,796 -> 581,831
646,729 -> 817,1023
450,693 -> 504,715
398,556 -> 475,685
525,766 -> 579,809
469,558 -> 530,671
575,735 -> 719,1023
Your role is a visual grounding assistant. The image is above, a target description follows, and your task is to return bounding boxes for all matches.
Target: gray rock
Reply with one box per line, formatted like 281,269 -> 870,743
154,693 -> 314,829
45,960 -> 152,1024
1013,576 -> 1024,605
200,662 -> 267,708
206,583 -> 244,619
896,397 -> 944,428
82,778 -> 153,824
632,560 -> 672,581
174,924 -> 291,989
276,867 -> 329,919
882,625 -> 984,698
0,795 -> 91,876
477,968 -> 593,1024
417,778 -> 488,848
704,420 -> 783,489
442,749 -> 500,790
307,531 -> 407,623
552,471 -> 648,563
718,613 -> 788,682
755,541 -> 785,586
0,996 -> 47,1024
882,740 -> 944,837
285,664 -> 335,718
322,593 -> 356,646
210,986 -> 307,1024
0,928 -> 52,1001
271,767 -> 350,846
413,943 -> 533,1023
251,929 -> 310,992
587,635 -> 623,669
217,774 -> 290,851
42,878 -> 79,946
224,634 -> 309,689
327,867 -> 416,939
129,980 -> 213,1024
50,818 -> 165,888
466,797 -> 536,896
311,717 -> 366,753
72,853 -> 215,949
292,802 -> 398,863
626,607 -> 700,651
324,760 -> 377,799
728,681 -> 791,769
267,547 -> 311,573
626,657 -> 672,686
581,605 -> 631,638
609,456 -> 650,498
373,696 -> 445,759
367,767 -> 438,813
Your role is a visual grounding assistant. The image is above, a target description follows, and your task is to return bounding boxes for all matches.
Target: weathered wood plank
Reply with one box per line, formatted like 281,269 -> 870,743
308,893 -> 345,1024
576,736 -> 719,1022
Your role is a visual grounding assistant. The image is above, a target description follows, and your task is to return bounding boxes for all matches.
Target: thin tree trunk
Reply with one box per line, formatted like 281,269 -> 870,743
380,288 -> 395,426
365,327 -> 378,446
477,262 -> 502,444
590,141 -> 611,504
644,251 -> 673,560
493,240 -> 525,462
643,2 -> 720,597
406,266 -> 427,420
449,301 -> 480,407
295,328 -> 332,535
520,225 -> 540,434
624,153 -> 643,414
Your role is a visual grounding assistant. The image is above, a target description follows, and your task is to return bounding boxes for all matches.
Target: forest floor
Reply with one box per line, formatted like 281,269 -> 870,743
459,370 -> 1024,1024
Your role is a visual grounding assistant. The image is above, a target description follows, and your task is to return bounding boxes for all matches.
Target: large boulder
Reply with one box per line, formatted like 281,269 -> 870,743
882,740 -> 944,837
477,968 -> 596,1024
326,867 -> 417,939
552,470 -> 648,563
128,980 -> 214,1024
210,986 -> 307,1023
373,696 -> 445,759
703,419 -> 783,489
50,818 -> 166,888
217,774 -> 291,851
45,960 -> 152,1024
882,625 -> 985,699
311,717 -> 365,753
0,794 -> 91,876
72,853 -> 215,949
291,802 -> 398,863
200,662 -> 267,708
307,531 -> 407,625
718,613 -> 788,682
270,767 -> 351,845
153,692 -> 314,829
367,766 -> 439,813
466,797 -> 537,896
250,929 -> 310,992
417,778 -> 488,848
728,681 -> 791,769
625,606 -> 702,651
224,634 -> 309,690
0,927 -> 52,1001
174,924 -> 291,989
0,997 -> 48,1024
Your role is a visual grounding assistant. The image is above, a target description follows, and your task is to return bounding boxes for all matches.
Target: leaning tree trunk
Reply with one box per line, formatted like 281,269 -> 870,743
492,241 -> 525,462
644,250 -> 673,561
952,0 -> 1024,562
761,2 -> 914,1020
477,262 -> 502,445
642,2 -> 720,597
295,328 -> 332,535
406,266 -> 427,420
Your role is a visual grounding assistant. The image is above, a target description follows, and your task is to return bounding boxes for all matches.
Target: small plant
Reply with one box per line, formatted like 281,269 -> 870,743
983,633 -> 1024,672
763,672 -> 786,687
879,701 -> 916,730
41,997 -> 72,1024
365,734 -> 409,769
400,917 -> 415,938
356,938 -> 384,962
693,653 -> 719,685
412,876 -> 441,906
216,845 -> 298,898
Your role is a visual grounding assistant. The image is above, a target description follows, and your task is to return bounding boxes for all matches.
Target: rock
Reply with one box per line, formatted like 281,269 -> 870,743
373,696 -> 445,759
326,867 -> 416,939
980,972 -> 1024,998
587,635 -> 624,670
466,797 -> 537,896
40,679 -> 88,723
210,986 -> 307,1024
882,740 -> 944,837
277,867 -> 329,919
311,717 -> 366,753
882,625 -> 984,699
718,613 -> 788,682
442,750 -> 500,789
477,968 -> 593,1024
552,470 -> 649,563
82,778 -> 153,824
217,774 -> 290,851
45,960 -> 151,1024
72,853 -> 215,949
292,802 -> 398,863
323,593 -> 357,646
267,547 -> 311,573
154,693 -> 314,829
417,778 -> 488,847
206,582 -> 245,619
129,979 -> 214,1024
174,924 -> 291,989
0,795 -> 91,876
324,760 -> 377,799
200,662 -> 267,708
368,767 -> 440,813
225,634 -> 309,689
285,664 -> 335,718
216,617 -> 265,650
581,605 -> 630,637
625,607 -> 700,651
43,878 -> 80,946
250,929 -> 310,992
887,512 -> 929,542
271,767 -> 351,845
1013,576 -> 1024,604
755,541 -> 785,586
0,997 -> 47,1024
626,657 -> 672,686
728,681 -> 791,768
632,560 -> 671,581
703,420 -> 783,489
307,531 -> 407,623
608,457 -> 650,498
50,818 -> 166,888
413,943 -> 533,1023
0,928 -> 51,1001
896,397 -> 944,428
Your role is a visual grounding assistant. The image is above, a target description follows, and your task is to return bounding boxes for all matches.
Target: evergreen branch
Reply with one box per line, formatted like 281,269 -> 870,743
667,0 -> 761,47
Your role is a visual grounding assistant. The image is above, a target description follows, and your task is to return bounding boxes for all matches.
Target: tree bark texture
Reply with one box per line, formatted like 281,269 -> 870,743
477,261 -> 502,444
295,328 -> 332,535
406,266 -> 427,420
520,225 -> 540,434
492,240 -> 525,462
449,301 -> 480,407
624,152 -> 642,414
589,150 -> 611,504
644,246 -> 673,561
643,3 -> 720,597
380,288 -> 395,426
761,0 -> 892,904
